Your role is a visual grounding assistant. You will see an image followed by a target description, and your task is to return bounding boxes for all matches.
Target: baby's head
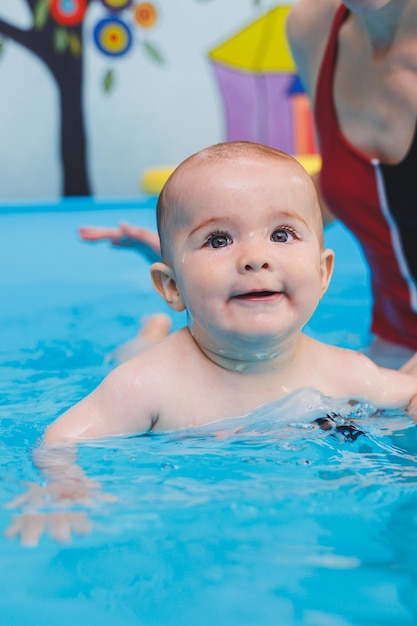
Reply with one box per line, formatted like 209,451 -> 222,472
156,141 -> 325,264
151,141 -> 334,359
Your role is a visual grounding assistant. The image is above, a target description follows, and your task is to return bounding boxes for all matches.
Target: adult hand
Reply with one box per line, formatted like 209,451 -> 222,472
79,221 -> 161,263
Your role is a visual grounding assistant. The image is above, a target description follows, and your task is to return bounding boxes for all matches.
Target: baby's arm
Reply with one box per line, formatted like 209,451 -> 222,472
5,359 -> 157,545
350,355 -> 417,419
323,345 -> 417,415
400,352 -> 417,377
386,368 -> 417,421
44,359 -> 157,445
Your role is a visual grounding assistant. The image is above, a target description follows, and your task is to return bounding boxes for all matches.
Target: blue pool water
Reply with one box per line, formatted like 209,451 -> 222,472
2,198 -> 417,625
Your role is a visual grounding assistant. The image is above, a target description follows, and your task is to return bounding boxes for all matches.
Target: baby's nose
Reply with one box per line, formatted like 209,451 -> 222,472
242,259 -> 270,272
238,241 -> 272,272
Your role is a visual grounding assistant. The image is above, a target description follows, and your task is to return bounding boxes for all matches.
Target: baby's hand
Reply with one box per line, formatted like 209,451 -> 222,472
4,511 -> 93,547
79,221 -> 161,263
4,479 -> 116,547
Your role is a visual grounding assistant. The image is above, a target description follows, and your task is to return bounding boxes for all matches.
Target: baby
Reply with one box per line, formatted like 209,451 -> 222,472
45,141 -> 417,444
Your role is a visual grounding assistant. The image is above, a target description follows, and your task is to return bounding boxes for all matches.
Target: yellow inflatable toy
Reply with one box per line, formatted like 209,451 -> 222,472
141,167 -> 175,195
295,154 -> 322,177
140,154 -> 322,195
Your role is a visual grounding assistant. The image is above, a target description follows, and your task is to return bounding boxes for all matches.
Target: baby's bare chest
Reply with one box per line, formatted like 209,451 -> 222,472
151,363 -> 291,432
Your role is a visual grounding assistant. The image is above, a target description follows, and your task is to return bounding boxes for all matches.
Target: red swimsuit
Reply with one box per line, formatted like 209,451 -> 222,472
315,5 -> 417,350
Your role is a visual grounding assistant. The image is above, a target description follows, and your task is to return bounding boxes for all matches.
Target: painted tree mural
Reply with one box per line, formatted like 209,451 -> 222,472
0,0 -> 271,198
0,0 -> 164,196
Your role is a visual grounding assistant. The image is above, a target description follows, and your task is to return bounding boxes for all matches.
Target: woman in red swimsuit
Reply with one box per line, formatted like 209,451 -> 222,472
286,0 -> 417,373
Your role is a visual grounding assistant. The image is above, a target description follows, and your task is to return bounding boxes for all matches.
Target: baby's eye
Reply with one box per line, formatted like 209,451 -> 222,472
205,232 -> 232,248
271,227 -> 296,243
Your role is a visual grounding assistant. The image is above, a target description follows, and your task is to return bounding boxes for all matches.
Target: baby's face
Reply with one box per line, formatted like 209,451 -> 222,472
167,156 -> 333,355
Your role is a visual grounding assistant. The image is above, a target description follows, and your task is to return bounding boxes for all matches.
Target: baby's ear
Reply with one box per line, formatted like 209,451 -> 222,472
151,262 -> 186,312
319,248 -> 335,296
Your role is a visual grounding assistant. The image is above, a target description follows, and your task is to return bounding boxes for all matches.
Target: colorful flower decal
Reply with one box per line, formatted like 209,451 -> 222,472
49,0 -> 87,26
94,17 -> 132,57
100,0 -> 133,11
133,3 -> 158,28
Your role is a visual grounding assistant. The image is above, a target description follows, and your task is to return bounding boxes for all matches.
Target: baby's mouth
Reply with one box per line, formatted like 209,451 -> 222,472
233,290 -> 280,300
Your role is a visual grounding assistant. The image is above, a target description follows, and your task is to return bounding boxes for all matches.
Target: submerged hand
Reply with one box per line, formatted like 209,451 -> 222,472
4,479 -> 116,547
4,511 -> 93,547
79,221 -> 161,263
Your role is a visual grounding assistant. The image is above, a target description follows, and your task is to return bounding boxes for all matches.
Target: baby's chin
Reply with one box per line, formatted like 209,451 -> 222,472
193,333 -> 285,368
188,316 -> 295,352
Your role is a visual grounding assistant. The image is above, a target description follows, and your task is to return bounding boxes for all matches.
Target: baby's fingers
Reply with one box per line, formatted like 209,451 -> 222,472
69,512 -> 94,536
79,226 -> 121,241
4,512 -> 95,546
4,514 -> 44,547
99,491 -> 117,503
44,512 -> 93,542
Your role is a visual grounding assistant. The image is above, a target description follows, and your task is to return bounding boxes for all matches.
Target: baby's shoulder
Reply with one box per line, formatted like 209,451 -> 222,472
316,341 -> 417,406
117,327 -> 205,380
307,339 -> 379,387
101,329 -> 200,418
320,341 -> 379,371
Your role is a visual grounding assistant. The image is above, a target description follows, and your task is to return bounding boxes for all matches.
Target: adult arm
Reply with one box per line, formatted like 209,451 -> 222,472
311,170 -> 336,227
286,0 -> 339,102
286,0 -> 340,226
